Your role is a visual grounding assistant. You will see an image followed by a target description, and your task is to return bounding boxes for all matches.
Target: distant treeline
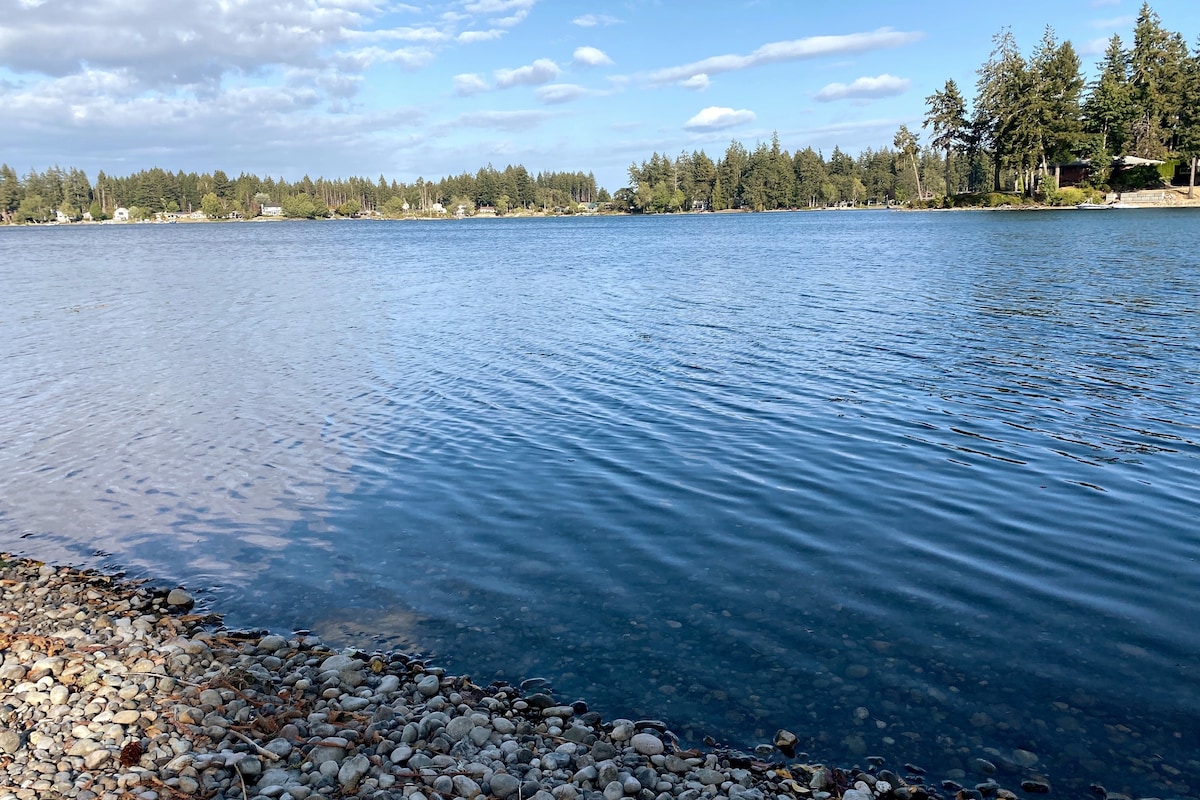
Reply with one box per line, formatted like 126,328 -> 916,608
3,3 -> 1196,222
621,2 -> 1199,213
0,162 -> 603,223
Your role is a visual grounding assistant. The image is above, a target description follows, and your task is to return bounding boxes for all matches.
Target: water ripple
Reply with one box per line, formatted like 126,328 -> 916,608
2,213 -> 1198,796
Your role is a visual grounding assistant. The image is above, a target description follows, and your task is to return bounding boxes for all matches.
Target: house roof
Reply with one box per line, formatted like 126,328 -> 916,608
1113,155 -> 1164,166
1050,154 -> 1165,168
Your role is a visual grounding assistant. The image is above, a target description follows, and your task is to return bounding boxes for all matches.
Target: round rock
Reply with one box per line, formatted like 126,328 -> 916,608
490,774 -> 521,799
630,733 -> 664,756
166,588 -> 194,607
0,729 -> 22,755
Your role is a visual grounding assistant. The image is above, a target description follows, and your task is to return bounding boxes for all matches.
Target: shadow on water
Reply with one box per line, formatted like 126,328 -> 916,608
1,213 -> 1198,797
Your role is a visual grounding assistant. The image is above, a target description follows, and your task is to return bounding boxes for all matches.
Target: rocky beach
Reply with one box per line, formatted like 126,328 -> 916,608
0,553 -> 1158,800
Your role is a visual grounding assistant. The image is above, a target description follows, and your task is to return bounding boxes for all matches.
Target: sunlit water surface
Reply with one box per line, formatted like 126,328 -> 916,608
2,212 -> 1197,797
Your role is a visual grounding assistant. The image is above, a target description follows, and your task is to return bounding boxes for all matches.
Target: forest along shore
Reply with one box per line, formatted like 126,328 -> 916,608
3,554 -> 1073,800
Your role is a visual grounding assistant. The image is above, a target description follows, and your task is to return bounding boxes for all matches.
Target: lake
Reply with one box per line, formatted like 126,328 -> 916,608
1,211 -> 1197,797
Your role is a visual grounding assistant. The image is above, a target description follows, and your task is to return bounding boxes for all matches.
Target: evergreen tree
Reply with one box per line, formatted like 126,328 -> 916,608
0,164 -> 22,223
792,148 -> 827,208
718,141 -> 748,207
691,151 -> 717,210
1083,34 -> 1136,154
1179,35 -> 1200,196
976,28 -> 1036,192
893,125 -> 924,200
1030,27 -> 1085,174
924,79 -> 969,196
1128,2 -> 1183,156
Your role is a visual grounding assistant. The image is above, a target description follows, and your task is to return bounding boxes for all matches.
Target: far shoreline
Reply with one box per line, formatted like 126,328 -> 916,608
5,196 -> 1200,230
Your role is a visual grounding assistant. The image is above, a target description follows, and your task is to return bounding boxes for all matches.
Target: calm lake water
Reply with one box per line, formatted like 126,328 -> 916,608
2,212 -> 1198,797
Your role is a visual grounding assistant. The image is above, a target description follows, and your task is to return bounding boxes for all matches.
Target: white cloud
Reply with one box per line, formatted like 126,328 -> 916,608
649,28 -> 923,84
346,26 -> 449,43
458,29 -> 506,43
1090,15 -> 1135,28
536,83 -> 588,104
463,0 -> 534,11
341,46 -> 435,70
0,66 -> 429,178
453,73 -> 490,95
684,106 -> 756,131
453,58 -> 559,95
814,74 -> 910,102
0,0 -> 364,80
1079,37 -> 1112,56
679,74 -> 710,91
494,58 -> 559,88
573,14 -> 621,27
573,46 -> 613,67
463,0 -> 536,27
453,109 -> 556,131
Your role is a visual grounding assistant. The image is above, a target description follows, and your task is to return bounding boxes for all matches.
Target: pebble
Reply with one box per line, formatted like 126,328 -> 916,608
773,729 -> 798,753
0,729 -> 22,755
0,553 -> 1078,800
165,588 -> 194,607
631,732 -> 665,755
491,773 -> 522,798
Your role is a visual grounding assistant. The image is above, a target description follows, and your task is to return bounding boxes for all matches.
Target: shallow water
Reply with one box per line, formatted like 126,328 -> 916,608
2,212 -> 1198,796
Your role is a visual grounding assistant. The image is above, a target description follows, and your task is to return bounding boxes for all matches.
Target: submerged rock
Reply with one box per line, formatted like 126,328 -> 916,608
0,553 -> 1058,800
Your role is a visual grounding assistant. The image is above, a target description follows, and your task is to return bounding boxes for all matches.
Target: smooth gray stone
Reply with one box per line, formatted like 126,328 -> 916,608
258,634 -> 287,652
338,754 -> 371,790
591,742 -> 617,761
490,774 -> 521,799
307,745 -> 346,766
630,733 -> 663,756
166,589 -> 194,607
453,775 -> 482,798
445,715 -> 475,742
339,696 -> 370,712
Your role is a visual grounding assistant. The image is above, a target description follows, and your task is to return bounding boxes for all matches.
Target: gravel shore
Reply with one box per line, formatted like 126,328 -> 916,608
0,554 -> 1089,800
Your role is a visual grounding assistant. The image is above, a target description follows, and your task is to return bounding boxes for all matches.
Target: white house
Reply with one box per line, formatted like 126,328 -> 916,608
113,207 -> 130,222
261,205 -> 283,217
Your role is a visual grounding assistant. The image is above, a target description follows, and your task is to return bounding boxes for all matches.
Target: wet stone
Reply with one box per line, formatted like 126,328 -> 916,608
0,553 -> 1118,800
166,589 -> 194,607
417,675 -> 441,697
972,758 -> 998,775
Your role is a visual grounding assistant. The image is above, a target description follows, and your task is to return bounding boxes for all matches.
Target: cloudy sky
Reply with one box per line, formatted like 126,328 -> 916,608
2,0 -> 1198,191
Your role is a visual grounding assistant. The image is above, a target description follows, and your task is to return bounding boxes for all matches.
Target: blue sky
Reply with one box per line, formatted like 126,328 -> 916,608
2,0 -> 1198,191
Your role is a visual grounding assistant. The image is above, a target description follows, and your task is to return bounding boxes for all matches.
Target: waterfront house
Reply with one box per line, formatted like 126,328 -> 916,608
1050,154 -> 1166,188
